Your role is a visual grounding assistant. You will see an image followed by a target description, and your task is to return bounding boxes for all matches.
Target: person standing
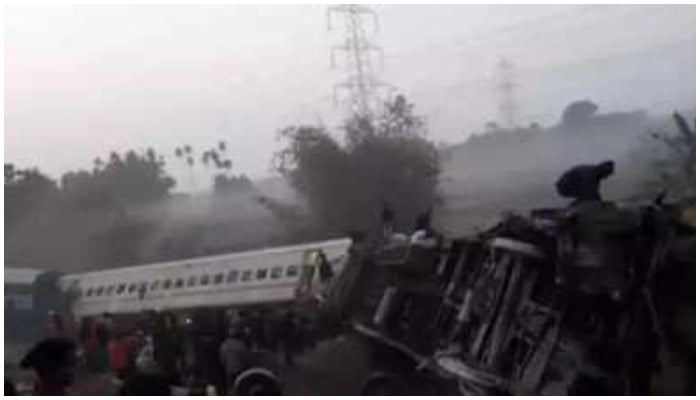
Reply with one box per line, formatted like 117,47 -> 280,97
219,326 -> 250,392
153,313 -> 183,385
45,311 -> 65,338
94,318 -> 111,374
20,338 -> 78,395
108,332 -> 129,380
279,311 -> 298,366
250,311 -> 265,351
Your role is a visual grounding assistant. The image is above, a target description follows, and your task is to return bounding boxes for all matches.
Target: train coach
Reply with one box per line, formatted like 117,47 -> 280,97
57,237 -> 351,321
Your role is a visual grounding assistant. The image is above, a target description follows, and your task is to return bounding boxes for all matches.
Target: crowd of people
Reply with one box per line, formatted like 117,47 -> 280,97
9,307 -> 314,395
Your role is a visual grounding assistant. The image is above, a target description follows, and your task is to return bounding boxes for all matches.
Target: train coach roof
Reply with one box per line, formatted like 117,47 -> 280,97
5,268 -> 45,285
60,237 -> 351,280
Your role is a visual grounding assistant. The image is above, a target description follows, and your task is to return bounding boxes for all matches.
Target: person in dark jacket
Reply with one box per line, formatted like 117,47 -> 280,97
20,338 -> 78,395
153,313 -> 183,385
556,160 -> 615,205
279,311 -> 298,366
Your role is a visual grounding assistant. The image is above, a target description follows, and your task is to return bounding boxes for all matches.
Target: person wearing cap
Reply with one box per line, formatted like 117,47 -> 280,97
20,338 -> 78,395
555,160 -> 615,206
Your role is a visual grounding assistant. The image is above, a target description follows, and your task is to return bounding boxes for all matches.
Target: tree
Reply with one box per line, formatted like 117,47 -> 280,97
176,141 -> 252,195
5,165 -> 59,233
561,100 -> 599,129
649,112 -> 696,198
62,149 -> 175,211
275,94 -> 441,235
6,149 -> 177,271
213,174 -> 254,195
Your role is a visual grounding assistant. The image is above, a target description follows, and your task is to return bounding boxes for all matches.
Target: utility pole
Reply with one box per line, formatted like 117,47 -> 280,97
496,58 -> 518,129
327,5 -> 385,119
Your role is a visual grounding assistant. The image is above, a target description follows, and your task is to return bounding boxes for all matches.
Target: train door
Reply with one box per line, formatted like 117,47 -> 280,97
297,249 -> 319,298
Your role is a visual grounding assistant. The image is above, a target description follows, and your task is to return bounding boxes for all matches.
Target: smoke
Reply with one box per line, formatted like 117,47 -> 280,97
5,177 -> 307,272
436,103 -> 693,236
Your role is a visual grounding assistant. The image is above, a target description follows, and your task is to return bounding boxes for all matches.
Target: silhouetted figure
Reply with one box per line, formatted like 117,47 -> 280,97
46,311 -> 65,338
153,313 -> 183,385
317,251 -> 334,282
219,326 -> 250,392
381,202 -> 395,241
249,310 -> 269,351
556,160 -> 615,205
20,338 -> 78,395
279,311 -> 298,366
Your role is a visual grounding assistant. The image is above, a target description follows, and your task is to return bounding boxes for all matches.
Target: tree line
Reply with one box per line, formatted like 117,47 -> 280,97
6,94 -> 692,271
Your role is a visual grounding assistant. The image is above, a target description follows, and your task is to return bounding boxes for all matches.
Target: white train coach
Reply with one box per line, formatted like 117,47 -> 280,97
58,238 -> 352,318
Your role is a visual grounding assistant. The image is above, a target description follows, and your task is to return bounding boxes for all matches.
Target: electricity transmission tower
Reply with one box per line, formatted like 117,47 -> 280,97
496,58 -> 518,129
327,5 -> 386,119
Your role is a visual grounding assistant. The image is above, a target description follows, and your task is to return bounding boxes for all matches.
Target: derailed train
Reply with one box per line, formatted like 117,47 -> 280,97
57,237 -> 351,320
318,196 -> 695,395
5,238 -> 351,344
6,165 -> 694,395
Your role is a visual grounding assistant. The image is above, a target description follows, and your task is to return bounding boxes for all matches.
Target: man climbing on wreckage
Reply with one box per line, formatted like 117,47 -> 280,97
552,160 -> 664,395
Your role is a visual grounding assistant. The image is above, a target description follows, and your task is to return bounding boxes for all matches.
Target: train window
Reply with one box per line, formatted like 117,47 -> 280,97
150,281 -> 160,291
256,269 -> 268,280
106,285 -> 115,296
163,279 -> 172,290
96,286 -> 104,296
227,270 -> 239,283
241,270 -> 252,282
117,284 -> 126,294
86,288 -> 94,297
200,275 -> 210,285
271,266 -> 283,279
175,278 -> 184,289
286,265 -> 299,277
187,276 -> 197,287
213,273 -> 224,284
128,284 -> 137,294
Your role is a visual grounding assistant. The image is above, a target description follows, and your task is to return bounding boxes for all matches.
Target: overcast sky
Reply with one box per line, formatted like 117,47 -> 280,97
5,5 -> 695,191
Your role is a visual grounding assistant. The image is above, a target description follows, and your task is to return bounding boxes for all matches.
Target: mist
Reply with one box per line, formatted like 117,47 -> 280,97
4,4 -> 695,270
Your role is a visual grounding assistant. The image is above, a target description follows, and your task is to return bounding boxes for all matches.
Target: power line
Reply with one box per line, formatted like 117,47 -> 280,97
401,37 -> 694,98
327,5 -> 387,119
383,5 -> 685,63
456,5 -> 686,52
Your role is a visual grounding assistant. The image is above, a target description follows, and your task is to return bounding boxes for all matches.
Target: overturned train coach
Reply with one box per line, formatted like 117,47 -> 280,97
56,238 -> 351,323
328,198 -> 695,396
